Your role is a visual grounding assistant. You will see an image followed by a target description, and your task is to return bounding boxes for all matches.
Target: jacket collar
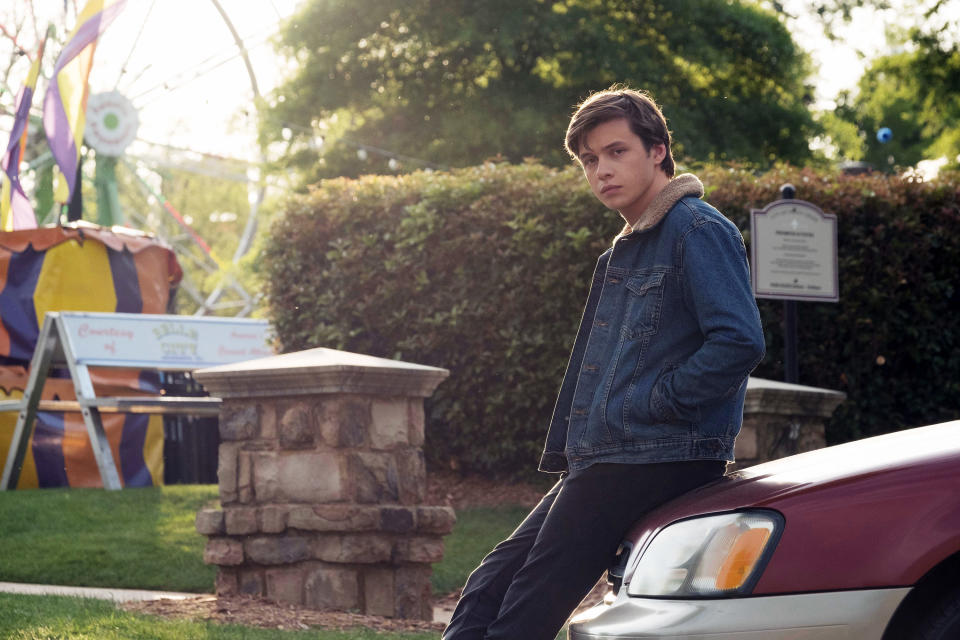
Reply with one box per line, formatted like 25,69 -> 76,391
616,173 -> 705,238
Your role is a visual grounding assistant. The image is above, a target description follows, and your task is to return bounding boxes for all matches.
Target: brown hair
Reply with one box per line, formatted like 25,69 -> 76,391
565,85 -> 676,177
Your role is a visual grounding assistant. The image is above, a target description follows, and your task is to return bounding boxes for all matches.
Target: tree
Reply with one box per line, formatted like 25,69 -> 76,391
262,0 -> 817,181
793,0 -> 959,169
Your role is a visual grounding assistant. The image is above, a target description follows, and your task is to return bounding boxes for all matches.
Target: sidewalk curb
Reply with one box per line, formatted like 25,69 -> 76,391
0,581 -> 197,602
0,581 -> 455,624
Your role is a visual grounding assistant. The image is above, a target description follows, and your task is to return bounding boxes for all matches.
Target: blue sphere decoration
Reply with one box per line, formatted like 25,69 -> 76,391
877,127 -> 893,143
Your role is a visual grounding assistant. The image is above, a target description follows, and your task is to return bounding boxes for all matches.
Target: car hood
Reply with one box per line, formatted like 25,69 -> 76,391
625,420 -> 960,539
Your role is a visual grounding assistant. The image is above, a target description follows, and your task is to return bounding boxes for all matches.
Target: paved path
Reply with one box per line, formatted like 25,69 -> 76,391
0,581 -> 455,624
0,581 -> 196,602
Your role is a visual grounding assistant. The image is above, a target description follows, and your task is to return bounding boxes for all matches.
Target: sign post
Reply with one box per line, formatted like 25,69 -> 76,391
751,184 -> 839,382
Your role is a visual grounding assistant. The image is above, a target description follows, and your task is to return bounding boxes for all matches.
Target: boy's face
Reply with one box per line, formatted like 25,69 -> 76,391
577,118 -> 668,226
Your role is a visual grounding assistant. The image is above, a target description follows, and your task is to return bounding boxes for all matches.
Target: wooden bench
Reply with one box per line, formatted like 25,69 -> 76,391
0,311 -> 271,490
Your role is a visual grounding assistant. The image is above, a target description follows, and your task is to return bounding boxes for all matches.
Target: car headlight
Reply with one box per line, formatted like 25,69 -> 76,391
626,510 -> 783,598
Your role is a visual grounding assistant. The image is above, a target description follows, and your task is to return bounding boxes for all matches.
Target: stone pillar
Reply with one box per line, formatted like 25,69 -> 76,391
734,377 -> 846,468
192,348 -> 453,620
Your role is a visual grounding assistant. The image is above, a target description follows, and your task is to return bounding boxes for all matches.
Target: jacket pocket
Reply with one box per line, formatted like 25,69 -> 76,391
649,361 -> 698,425
624,272 -> 665,338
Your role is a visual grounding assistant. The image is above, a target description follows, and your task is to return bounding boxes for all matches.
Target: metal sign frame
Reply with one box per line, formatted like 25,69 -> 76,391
750,199 -> 840,302
1,312 -> 270,490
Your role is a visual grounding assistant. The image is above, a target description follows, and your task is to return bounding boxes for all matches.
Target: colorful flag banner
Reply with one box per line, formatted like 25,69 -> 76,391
1,32 -> 49,231
43,0 -> 128,205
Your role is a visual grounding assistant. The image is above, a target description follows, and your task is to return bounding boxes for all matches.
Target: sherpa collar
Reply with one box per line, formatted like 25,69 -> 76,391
616,173 -> 705,238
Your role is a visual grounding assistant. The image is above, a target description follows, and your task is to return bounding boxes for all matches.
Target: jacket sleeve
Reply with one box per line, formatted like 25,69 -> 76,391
649,218 -> 765,424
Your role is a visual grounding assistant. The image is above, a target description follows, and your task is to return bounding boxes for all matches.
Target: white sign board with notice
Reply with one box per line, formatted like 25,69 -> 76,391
59,312 -> 272,369
751,199 -> 839,302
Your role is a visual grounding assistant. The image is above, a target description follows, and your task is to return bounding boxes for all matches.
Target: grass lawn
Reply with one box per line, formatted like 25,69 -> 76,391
0,484 -> 529,596
0,593 -> 436,639
0,484 -> 533,636
0,484 -> 219,592
431,505 -> 530,595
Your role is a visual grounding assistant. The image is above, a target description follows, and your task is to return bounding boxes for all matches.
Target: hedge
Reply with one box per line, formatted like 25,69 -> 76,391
262,162 -> 960,476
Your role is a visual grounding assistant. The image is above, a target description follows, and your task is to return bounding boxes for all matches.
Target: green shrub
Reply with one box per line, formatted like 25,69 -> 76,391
702,165 -> 960,443
262,162 -> 960,475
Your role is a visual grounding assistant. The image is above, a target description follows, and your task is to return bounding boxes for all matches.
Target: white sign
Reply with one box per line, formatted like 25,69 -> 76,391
85,92 -> 139,157
57,312 -> 273,369
751,199 -> 839,302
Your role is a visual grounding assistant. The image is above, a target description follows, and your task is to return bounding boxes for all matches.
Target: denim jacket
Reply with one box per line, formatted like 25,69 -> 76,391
539,174 -> 765,473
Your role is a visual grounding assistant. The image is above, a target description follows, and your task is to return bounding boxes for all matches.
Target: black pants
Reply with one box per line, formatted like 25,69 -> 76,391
442,460 -> 726,640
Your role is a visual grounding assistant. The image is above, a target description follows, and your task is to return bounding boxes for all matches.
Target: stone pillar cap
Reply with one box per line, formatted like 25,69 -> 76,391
193,347 -> 449,399
745,376 -> 846,418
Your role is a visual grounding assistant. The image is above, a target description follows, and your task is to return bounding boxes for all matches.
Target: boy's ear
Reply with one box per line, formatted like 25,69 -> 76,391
651,143 -> 666,165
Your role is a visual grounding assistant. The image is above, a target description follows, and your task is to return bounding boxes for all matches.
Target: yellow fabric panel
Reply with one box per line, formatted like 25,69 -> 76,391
0,386 -> 39,489
33,238 -> 116,326
0,247 -> 10,356
144,415 -> 165,485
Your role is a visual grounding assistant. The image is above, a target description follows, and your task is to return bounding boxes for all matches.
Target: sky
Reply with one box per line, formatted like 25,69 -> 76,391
2,0 -> 956,170
1,0 -> 301,166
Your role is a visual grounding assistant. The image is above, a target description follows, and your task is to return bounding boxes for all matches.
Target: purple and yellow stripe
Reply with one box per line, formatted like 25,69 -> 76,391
1,34 -> 47,231
0,224 -> 182,488
43,0 -> 127,203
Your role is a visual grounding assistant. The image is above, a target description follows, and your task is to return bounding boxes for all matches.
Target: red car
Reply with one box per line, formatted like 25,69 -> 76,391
569,420 -> 960,639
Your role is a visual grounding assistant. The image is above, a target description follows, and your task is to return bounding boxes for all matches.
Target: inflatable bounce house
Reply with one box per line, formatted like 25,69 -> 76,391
0,223 -> 182,488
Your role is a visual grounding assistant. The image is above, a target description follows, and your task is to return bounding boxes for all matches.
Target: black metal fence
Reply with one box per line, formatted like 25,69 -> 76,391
161,372 -> 219,484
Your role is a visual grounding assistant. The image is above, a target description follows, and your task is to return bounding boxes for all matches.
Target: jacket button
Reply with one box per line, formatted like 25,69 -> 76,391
608,278 -> 621,284
584,364 -> 599,372
573,408 -> 587,416
596,320 -> 608,327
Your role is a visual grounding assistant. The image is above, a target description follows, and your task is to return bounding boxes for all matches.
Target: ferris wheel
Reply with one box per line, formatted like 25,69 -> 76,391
1,0 -> 299,316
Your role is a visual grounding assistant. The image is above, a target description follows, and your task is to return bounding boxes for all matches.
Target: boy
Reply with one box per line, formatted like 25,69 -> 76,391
443,86 -> 765,640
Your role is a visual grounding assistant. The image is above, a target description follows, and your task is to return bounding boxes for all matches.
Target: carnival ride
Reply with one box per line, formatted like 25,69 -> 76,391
0,0 -> 289,487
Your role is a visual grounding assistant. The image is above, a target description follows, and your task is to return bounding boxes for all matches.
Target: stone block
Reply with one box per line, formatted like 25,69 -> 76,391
363,567 -> 395,617
195,508 -> 225,536
342,534 -> 393,563
312,534 -> 393,563
416,506 -> 456,535
370,398 -> 409,449
350,452 -> 400,503
734,422 -> 758,460
204,538 -> 243,566
245,535 -> 311,565
746,415 -> 827,466
254,451 -> 343,503
239,568 -> 265,595
380,506 -> 416,533
259,401 -> 277,440
288,504 -> 379,532
218,443 -> 240,504
313,398 -> 342,447
237,451 -> 254,504
215,568 -> 239,595
304,565 -> 360,610
338,397 -> 372,447
220,402 -> 259,441
311,535 -> 342,562
266,567 -> 305,605
395,565 -> 433,620
259,505 -> 289,534
395,449 -> 426,504
393,536 -> 445,563
407,400 -> 425,447
225,507 -> 259,535
279,402 -> 314,448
